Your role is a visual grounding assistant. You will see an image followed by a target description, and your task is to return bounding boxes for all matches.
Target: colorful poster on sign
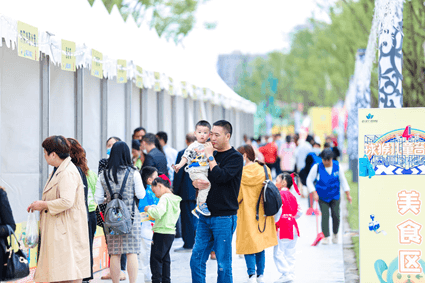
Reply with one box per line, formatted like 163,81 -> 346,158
154,72 -> 161,91
136,66 -> 143,88
61,39 -> 76,72
116,59 -> 127,83
359,108 -> 425,283
91,49 -> 103,79
17,21 -> 39,61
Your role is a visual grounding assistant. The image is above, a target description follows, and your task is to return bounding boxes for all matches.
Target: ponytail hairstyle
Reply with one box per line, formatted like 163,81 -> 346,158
279,172 -> 301,195
237,144 -> 264,166
151,177 -> 173,192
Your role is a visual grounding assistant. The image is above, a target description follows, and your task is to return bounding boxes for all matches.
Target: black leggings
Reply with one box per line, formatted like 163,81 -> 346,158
150,233 -> 175,283
318,199 -> 341,238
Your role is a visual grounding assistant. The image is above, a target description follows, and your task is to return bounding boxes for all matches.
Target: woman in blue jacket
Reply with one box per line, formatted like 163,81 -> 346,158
306,148 -> 352,245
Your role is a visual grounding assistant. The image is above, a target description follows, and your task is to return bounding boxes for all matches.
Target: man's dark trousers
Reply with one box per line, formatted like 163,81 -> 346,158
180,200 -> 198,248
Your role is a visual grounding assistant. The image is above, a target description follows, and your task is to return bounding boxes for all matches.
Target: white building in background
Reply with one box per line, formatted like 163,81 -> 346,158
0,0 -> 256,224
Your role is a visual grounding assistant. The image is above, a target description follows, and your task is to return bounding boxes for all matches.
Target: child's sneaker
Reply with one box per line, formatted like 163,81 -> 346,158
332,233 -> 339,244
196,203 -> 211,216
191,208 -> 199,219
256,275 -> 265,283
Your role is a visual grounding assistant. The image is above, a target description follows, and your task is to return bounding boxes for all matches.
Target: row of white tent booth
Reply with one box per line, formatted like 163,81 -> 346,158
0,0 -> 256,223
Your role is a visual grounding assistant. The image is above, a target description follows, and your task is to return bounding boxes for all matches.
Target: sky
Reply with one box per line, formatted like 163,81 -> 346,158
182,0 -> 335,59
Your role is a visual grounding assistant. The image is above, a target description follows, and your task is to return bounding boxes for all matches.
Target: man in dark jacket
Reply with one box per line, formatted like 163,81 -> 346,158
141,133 -> 168,177
173,133 -> 198,252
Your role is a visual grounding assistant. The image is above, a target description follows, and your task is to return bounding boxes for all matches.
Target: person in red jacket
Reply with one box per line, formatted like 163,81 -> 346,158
273,173 -> 302,283
259,140 -> 280,177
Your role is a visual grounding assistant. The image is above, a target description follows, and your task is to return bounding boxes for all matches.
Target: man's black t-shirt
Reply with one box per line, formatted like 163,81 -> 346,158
206,147 -> 243,216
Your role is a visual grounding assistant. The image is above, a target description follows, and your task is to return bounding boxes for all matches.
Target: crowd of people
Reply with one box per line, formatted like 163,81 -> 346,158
0,120 -> 353,283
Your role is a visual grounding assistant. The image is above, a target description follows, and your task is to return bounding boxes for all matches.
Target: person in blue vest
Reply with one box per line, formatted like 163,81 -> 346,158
306,148 -> 352,245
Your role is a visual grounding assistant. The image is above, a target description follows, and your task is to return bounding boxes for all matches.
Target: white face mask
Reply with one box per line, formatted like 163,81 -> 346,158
143,149 -> 147,154
313,148 -> 322,155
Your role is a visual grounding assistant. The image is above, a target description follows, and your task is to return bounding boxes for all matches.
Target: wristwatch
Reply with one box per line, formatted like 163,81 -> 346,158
208,156 -> 214,162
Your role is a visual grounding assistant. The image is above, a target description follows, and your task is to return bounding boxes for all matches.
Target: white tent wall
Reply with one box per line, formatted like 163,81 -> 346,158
212,105 -> 221,122
131,85 -> 141,135
185,97 -> 195,137
160,91 -> 172,138
172,95 -> 186,151
107,81 -> 126,141
83,68 -> 102,173
50,63 -> 75,138
205,101 -> 213,123
142,88 -> 158,133
0,45 -> 41,223
234,110 -> 241,147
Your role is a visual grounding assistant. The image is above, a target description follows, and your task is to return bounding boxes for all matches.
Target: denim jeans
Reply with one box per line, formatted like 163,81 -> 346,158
244,250 -> 265,276
190,214 -> 237,283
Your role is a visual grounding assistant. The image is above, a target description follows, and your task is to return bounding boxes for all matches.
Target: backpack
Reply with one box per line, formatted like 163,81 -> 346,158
256,165 -> 283,233
103,167 -> 135,235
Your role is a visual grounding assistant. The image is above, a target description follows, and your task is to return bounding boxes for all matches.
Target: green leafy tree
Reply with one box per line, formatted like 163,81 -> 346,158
88,0 -> 213,42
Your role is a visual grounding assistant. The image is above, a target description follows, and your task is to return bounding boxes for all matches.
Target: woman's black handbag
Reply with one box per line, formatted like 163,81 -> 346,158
1,225 -> 30,281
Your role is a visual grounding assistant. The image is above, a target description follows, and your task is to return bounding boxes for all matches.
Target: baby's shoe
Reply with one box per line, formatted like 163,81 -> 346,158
196,203 -> 211,216
191,207 -> 199,219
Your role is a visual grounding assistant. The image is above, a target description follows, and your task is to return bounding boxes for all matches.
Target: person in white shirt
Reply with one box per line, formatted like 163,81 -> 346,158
306,148 -> 352,245
156,131 -> 178,182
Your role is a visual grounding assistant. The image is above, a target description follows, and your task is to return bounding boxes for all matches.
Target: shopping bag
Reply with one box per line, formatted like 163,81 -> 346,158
24,212 -> 39,249
359,155 -> 370,177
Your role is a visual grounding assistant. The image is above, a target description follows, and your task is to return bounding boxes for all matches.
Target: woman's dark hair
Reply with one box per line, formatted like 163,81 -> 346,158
42,135 -> 71,159
132,139 -> 141,151
142,133 -> 164,154
107,141 -> 135,184
152,177 -> 172,190
67,138 -> 89,175
277,172 -> 298,189
321,148 -> 334,161
106,136 -> 121,145
237,144 -> 264,166
141,166 -> 158,188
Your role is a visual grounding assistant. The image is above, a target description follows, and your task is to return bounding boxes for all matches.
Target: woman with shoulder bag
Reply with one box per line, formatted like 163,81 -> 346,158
94,141 -> 146,283
0,185 -> 17,280
236,145 -> 278,283
27,135 -> 91,283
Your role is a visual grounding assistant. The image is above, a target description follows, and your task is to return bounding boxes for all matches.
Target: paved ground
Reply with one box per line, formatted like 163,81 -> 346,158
93,170 -> 348,283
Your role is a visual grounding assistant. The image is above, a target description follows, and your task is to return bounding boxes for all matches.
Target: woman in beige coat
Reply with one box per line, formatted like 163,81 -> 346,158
28,136 -> 90,283
236,145 -> 278,283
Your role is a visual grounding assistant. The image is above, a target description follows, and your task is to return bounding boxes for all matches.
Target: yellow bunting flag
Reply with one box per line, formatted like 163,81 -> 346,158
168,77 -> 174,95
192,85 -> 197,99
203,88 -> 208,101
154,72 -> 161,92
181,81 -> 188,98
91,49 -> 103,79
61,39 -> 76,72
136,66 -> 143,88
117,60 -> 127,83
17,21 -> 39,61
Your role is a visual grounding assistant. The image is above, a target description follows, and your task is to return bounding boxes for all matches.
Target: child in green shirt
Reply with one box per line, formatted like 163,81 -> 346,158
144,177 -> 182,283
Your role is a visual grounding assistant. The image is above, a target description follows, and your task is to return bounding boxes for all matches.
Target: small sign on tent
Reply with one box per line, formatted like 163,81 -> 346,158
91,49 -> 103,79
154,72 -> 161,92
17,21 -> 39,61
117,60 -> 127,83
136,66 -> 143,88
61,39 -> 76,72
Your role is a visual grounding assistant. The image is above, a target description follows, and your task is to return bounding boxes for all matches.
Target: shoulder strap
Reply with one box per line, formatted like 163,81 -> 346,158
103,170 -> 114,198
263,165 -> 269,180
119,167 -> 131,197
